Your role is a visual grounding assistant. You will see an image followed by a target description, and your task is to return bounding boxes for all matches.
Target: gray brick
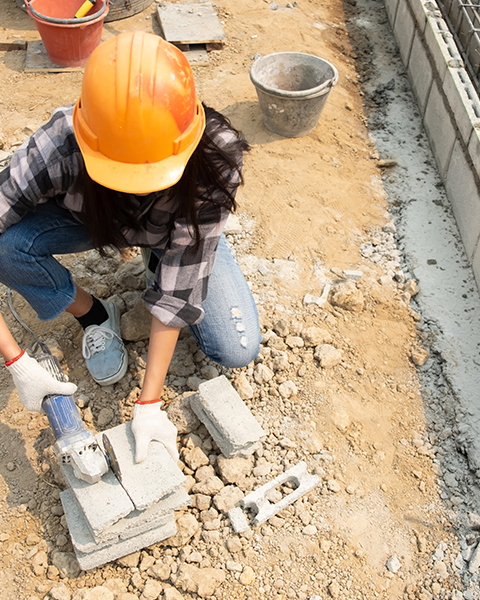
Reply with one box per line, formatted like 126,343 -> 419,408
384,0 -> 400,28
445,140 -> 480,258
60,463 -> 134,539
240,462 -> 319,527
97,422 -> 186,511
393,0 -> 415,67
75,513 -> 177,571
423,78 -> 456,178
407,32 -> 433,115
406,0 -> 427,31
61,488 -> 178,555
443,66 -> 480,147
424,11 -> 460,82
191,376 -> 265,458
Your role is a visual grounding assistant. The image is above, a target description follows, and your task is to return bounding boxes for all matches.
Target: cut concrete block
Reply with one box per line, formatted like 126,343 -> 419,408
424,79 -> 456,178
240,462 -> 319,527
97,422 -> 186,511
75,511 -> 177,571
191,376 -> 265,458
61,488 -> 177,554
407,32 -> 433,115
393,0 -> 415,66
60,463 -> 134,539
445,140 -> 480,259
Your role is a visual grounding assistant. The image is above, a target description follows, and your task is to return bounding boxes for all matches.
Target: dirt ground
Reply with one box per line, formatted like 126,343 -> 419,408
0,0 -> 479,599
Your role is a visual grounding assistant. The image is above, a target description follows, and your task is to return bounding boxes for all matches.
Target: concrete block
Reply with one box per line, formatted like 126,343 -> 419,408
97,422 -> 186,511
407,32 -> 433,114
443,66 -> 480,147
393,0 -> 415,67
406,0 -> 427,32
61,488 -> 178,554
240,462 -> 319,527
423,78 -> 456,178
424,11 -> 461,82
384,0 -> 400,29
60,463 -> 134,539
468,125 -> 480,176
191,376 -> 266,458
75,511 -> 177,571
445,140 -> 480,258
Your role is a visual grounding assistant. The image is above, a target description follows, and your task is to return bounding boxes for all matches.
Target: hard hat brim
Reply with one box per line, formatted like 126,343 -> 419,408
73,101 -> 206,194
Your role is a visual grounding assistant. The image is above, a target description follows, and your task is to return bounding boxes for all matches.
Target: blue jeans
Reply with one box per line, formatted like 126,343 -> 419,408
0,201 -> 261,368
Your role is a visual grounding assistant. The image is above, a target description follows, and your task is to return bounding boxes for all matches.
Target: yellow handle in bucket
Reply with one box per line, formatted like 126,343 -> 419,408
75,0 -> 95,18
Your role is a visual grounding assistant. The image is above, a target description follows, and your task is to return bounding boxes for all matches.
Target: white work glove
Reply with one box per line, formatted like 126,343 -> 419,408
132,401 -> 179,464
5,351 -> 77,412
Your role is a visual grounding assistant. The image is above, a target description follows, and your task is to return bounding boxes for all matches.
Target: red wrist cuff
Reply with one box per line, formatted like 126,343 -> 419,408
135,398 -> 162,405
5,349 -> 25,367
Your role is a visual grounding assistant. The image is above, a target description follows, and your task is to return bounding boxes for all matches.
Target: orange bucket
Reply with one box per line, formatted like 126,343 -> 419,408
26,0 -> 109,67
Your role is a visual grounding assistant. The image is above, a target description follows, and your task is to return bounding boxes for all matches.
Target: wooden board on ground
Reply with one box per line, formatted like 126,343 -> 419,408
157,1 -> 226,47
25,40 -> 84,72
0,38 -> 27,51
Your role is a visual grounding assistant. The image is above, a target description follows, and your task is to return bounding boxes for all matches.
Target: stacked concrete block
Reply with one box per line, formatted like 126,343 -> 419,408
190,375 -> 265,458
60,422 -> 188,570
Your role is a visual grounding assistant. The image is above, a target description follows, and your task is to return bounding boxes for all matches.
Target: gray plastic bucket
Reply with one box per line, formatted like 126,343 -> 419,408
250,52 -> 339,138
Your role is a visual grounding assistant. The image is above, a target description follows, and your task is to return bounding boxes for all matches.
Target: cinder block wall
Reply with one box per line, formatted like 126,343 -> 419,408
384,0 -> 480,288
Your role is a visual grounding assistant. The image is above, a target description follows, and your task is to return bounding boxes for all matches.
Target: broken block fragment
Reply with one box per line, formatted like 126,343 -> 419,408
190,375 -> 265,458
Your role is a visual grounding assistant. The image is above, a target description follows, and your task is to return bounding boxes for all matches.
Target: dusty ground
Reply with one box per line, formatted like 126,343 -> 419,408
1,0 -> 480,599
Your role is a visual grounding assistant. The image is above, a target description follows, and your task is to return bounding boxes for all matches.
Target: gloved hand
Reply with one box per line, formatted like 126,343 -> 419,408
5,350 -> 77,412
132,400 -> 179,464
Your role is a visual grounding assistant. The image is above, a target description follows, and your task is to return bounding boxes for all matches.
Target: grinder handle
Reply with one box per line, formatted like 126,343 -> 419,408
42,394 -> 87,441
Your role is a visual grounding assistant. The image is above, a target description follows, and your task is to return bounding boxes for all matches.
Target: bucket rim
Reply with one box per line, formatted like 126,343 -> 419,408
26,0 -> 108,25
250,51 -> 339,99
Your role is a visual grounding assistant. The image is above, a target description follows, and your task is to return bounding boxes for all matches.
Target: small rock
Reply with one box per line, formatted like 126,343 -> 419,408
213,485 -> 244,513
328,580 -> 341,597
72,587 -> 114,600
404,279 -> 419,296
96,407 -> 114,428
226,560 -> 243,572
253,462 -> 272,477
468,542 -> 480,573
285,335 -> 304,348
49,583 -> 72,600
120,299 -> 151,341
327,479 -> 342,493
117,552 -> 141,568
217,456 -> 252,483
103,579 -> 127,596
166,393 -> 201,434
410,346 -> 429,366
140,579 -> 162,600
184,447 -> 209,471
162,586 -> 184,600
51,551 -> 81,578
278,381 -> 298,399
342,269 -> 363,281
147,562 -> 171,581
239,565 -> 255,586
386,554 -> 401,573
332,408 -> 350,432
233,373 -> 254,400
377,158 -> 398,168
302,326 -> 332,347
175,564 -> 226,597
226,537 -> 243,553
314,344 -> 343,368
191,476 -> 224,496
161,513 -> 199,547
254,363 -> 274,384
303,525 -> 318,535
330,280 -> 364,312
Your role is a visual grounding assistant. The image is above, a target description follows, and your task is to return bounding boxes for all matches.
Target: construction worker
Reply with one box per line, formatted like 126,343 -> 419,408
0,32 -> 261,463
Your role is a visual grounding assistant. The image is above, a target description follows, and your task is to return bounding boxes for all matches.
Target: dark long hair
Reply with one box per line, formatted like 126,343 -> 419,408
80,105 -> 250,253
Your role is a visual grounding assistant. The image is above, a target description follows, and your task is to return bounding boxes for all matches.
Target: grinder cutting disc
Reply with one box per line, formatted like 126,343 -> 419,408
102,433 -> 122,482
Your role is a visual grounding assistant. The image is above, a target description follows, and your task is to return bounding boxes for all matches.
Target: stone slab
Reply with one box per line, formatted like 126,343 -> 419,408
393,0 -> 415,66
97,422 -> 186,511
61,488 -> 176,554
75,512 -> 177,570
423,78 -> 456,178
60,462 -> 134,539
25,40 -> 84,72
190,376 -> 265,458
157,1 -> 226,45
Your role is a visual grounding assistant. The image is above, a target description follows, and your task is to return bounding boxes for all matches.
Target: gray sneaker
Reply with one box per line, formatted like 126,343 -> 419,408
82,300 -> 128,386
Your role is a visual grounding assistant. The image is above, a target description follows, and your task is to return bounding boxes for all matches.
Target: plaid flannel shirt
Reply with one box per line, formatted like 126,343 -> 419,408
0,106 -> 243,328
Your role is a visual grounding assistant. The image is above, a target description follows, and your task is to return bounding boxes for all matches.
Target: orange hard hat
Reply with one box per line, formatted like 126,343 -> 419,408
73,32 -> 206,193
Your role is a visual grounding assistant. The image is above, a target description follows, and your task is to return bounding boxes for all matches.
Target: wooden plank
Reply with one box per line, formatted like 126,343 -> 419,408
24,40 -> 84,73
157,1 -> 226,46
0,39 -> 28,51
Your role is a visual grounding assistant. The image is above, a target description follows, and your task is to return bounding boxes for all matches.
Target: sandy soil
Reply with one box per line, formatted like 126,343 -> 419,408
0,0 -> 478,599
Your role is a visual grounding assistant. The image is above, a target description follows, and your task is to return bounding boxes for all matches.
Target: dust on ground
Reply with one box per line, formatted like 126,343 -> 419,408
0,0 -> 479,599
